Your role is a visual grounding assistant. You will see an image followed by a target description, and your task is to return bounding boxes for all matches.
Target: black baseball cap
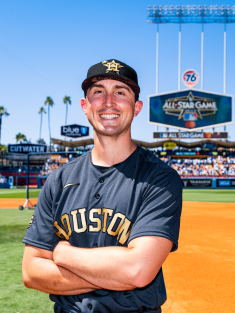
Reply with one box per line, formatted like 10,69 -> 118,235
82,59 -> 140,99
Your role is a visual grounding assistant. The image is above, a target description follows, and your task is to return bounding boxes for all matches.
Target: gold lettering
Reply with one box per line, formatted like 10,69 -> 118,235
107,213 -> 125,236
89,208 -> 101,232
117,218 -> 132,245
53,221 -> 70,240
71,208 -> 87,233
61,214 -> 72,237
102,208 -> 113,232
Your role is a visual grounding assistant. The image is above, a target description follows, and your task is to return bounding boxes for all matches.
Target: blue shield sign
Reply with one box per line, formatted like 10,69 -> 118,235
61,124 -> 89,138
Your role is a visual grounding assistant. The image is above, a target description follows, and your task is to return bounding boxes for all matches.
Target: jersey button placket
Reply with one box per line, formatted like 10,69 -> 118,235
87,303 -> 93,310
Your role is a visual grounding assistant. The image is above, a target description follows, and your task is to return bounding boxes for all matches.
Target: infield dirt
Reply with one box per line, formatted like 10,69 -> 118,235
162,201 -> 235,313
0,198 -> 38,209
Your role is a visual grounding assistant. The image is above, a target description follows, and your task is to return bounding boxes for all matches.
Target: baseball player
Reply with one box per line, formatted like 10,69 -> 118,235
22,59 -> 182,313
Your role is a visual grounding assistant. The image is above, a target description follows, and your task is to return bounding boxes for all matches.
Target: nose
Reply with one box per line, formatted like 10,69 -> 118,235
102,92 -> 116,108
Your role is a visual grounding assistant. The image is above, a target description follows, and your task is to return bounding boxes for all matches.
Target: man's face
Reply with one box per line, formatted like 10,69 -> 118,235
81,79 -> 143,137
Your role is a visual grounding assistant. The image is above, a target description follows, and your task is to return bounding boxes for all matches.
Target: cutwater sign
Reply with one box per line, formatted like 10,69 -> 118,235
61,124 -> 89,138
8,144 -> 47,154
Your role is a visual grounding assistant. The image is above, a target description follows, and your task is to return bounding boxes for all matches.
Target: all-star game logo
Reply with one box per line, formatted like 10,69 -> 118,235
149,89 -> 232,130
162,91 -> 218,123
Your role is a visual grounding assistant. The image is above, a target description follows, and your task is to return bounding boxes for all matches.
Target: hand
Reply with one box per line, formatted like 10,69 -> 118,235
53,240 -> 72,264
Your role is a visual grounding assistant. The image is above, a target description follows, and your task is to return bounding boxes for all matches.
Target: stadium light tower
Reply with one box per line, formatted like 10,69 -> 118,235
147,5 -> 235,131
147,5 -> 235,92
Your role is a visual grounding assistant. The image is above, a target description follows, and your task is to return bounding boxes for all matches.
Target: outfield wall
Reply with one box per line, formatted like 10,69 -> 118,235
37,176 -> 235,189
182,177 -> 235,188
3,175 -> 234,189
2,172 -> 39,186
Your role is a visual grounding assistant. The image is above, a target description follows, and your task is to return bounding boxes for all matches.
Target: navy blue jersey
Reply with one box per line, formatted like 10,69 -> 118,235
23,146 -> 182,313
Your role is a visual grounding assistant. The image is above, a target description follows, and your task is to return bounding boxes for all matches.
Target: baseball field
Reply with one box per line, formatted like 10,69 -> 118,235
0,188 -> 235,313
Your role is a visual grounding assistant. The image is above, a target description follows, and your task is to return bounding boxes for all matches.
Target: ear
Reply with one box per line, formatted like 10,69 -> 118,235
80,98 -> 87,115
134,101 -> 143,117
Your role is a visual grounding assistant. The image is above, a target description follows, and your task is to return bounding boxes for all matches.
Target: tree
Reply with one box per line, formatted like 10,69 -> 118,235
0,144 -> 7,154
44,97 -> 54,148
63,96 -> 72,125
0,107 -> 10,144
37,138 -> 46,145
38,107 -> 46,140
15,133 -> 27,143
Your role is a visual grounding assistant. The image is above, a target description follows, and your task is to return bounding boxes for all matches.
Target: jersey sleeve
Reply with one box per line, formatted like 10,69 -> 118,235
22,174 -> 60,251
128,170 -> 182,252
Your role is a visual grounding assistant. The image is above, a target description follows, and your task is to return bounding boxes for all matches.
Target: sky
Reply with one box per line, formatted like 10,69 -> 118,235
0,0 -> 235,146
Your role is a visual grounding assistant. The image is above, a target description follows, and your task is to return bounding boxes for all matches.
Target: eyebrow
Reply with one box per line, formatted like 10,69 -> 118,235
89,84 -> 105,90
114,85 -> 131,92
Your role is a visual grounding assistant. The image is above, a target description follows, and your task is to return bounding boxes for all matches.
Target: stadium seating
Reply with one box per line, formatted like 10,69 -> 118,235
160,156 -> 235,177
40,153 -> 235,178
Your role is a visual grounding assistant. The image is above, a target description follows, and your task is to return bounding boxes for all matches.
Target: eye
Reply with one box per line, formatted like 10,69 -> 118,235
116,91 -> 125,95
94,90 -> 103,94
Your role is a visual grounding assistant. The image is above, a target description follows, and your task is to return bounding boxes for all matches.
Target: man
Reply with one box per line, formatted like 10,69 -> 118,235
22,59 -> 182,313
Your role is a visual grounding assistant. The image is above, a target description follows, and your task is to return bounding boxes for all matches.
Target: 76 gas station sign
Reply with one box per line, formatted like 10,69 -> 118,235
182,69 -> 199,88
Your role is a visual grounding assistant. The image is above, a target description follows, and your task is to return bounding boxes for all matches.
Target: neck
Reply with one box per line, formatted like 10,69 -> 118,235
91,129 -> 137,167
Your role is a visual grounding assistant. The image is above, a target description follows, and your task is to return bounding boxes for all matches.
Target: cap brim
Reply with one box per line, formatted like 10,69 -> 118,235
82,74 -> 140,95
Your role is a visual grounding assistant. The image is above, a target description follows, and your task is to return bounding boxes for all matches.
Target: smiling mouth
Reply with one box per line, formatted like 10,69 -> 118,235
100,114 -> 120,119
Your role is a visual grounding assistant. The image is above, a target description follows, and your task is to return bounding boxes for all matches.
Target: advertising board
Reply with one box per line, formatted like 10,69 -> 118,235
202,143 -> 216,150
181,178 -> 212,188
216,179 -> 235,187
8,144 -> 47,154
61,124 -> 89,138
163,142 -> 177,149
158,151 -> 235,157
149,89 -> 233,131
153,132 -> 228,139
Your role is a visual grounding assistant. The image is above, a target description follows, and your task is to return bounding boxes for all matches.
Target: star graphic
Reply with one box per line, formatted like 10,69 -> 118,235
102,60 -> 123,74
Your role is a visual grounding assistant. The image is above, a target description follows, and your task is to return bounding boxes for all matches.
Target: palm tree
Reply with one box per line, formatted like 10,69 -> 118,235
44,97 -> 54,148
37,138 -> 46,145
0,107 -> 10,144
0,144 -> 7,153
38,107 -> 46,140
63,96 -> 72,125
15,133 -> 27,143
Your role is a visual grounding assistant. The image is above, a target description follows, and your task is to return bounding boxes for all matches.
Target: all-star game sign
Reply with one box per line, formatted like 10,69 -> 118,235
149,89 -> 233,131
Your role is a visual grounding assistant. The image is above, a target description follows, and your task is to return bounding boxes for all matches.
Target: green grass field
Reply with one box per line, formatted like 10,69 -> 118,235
0,209 -> 54,313
183,189 -> 235,203
0,188 -> 41,199
1,188 -> 235,202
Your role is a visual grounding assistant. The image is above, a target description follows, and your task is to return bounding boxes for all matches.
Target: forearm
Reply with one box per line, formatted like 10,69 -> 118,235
54,245 -> 139,291
53,237 -> 173,291
22,254 -> 100,295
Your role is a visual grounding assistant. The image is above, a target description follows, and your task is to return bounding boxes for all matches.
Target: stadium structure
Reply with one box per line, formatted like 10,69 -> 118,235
0,5 -> 235,195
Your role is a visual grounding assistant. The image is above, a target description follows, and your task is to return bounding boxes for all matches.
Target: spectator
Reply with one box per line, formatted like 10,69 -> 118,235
159,156 -> 235,177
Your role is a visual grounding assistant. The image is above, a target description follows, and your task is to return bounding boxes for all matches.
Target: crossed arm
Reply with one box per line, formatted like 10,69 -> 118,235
22,236 -> 173,295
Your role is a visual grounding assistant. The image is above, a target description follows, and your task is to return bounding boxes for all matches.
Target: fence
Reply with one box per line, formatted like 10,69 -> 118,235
182,177 -> 235,188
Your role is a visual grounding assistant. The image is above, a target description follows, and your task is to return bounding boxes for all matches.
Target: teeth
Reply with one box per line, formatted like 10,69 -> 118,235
100,114 -> 119,119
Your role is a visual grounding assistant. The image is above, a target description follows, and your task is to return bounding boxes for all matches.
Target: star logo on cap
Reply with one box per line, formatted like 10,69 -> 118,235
102,60 -> 123,74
